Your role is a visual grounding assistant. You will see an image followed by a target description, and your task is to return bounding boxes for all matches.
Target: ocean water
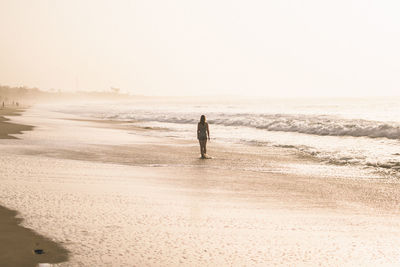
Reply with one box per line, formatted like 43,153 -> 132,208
55,97 -> 400,177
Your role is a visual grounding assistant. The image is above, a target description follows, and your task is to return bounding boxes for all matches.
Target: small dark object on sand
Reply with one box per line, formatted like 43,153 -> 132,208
34,249 -> 45,254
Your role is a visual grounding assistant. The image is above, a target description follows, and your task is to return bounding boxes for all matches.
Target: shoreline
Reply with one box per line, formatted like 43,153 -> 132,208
1,106 -> 400,265
48,117 -> 400,214
0,108 -> 69,266
0,108 -> 34,139
0,206 -> 69,267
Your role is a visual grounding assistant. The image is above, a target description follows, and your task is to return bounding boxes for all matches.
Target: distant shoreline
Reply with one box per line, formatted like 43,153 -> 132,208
0,108 -> 34,139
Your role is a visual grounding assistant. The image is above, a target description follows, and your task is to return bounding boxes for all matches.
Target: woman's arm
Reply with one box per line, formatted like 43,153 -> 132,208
197,123 -> 200,140
207,123 -> 210,140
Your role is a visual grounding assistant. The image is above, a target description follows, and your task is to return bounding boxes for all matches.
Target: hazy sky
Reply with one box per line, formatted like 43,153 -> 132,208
1,0 -> 399,96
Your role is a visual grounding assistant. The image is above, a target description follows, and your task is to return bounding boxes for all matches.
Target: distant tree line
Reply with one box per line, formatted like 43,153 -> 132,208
0,85 -> 134,106
0,85 -> 45,108
0,85 -> 43,99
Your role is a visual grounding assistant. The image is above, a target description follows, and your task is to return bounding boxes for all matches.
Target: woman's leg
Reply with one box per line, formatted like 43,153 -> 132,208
199,140 -> 206,157
199,140 -> 204,157
203,139 -> 207,155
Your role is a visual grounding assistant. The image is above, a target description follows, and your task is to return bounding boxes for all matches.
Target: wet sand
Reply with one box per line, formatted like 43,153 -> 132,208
0,108 -> 69,266
0,206 -> 69,267
0,108 -> 33,139
1,106 -> 400,266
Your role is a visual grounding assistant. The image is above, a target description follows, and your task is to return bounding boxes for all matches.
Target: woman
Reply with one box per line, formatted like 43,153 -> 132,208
197,115 -> 210,158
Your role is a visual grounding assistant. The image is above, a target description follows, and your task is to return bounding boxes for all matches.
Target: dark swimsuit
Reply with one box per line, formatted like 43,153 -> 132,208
198,123 -> 208,140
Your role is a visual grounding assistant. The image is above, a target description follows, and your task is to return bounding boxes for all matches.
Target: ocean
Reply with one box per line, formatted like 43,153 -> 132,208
55,96 -> 400,177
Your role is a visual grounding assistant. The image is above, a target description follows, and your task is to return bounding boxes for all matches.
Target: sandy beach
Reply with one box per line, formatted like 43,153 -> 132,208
0,108 -> 69,267
1,105 -> 400,266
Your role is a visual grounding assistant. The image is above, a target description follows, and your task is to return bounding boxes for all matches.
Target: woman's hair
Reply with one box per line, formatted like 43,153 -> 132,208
200,115 -> 206,124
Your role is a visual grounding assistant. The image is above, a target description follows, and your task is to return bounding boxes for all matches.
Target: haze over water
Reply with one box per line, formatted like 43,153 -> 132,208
1,0 -> 400,98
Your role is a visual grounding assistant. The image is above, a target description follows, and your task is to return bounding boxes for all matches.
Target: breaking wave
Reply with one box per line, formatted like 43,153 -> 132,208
106,112 -> 400,140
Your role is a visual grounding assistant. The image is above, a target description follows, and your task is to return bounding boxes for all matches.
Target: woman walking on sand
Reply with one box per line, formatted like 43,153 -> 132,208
197,115 -> 210,158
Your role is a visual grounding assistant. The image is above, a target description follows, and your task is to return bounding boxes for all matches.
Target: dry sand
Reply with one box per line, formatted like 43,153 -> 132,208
1,106 -> 400,266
